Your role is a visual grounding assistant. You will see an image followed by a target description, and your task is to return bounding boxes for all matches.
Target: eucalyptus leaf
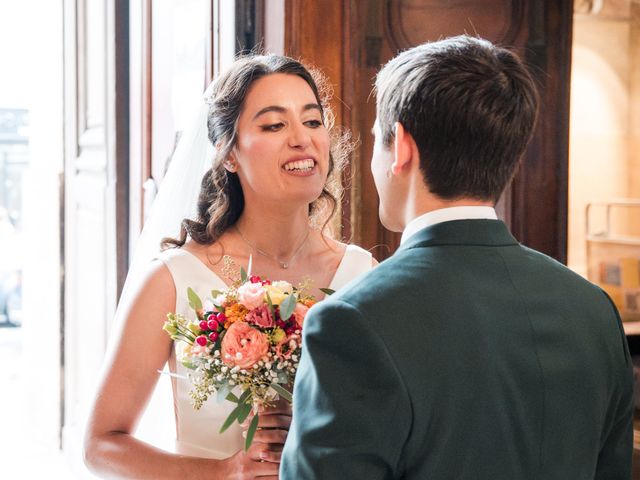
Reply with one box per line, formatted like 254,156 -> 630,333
277,371 -> 289,384
219,402 -> 244,433
266,293 -> 275,318
319,288 -> 336,296
238,388 -> 252,405
225,391 -> 240,403
244,413 -> 260,451
216,383 -> 232,404
270,383 -> 293,402
187,287 -> 203,312
279,294 -> 297,321
236,403 -> 252,424
181,361 -> 197,370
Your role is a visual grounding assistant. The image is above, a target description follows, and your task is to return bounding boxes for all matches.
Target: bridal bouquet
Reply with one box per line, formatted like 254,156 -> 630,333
163,266 -> 330,450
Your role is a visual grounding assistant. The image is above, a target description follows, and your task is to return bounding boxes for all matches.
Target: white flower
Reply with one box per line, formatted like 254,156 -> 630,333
272,281 -> 293,293
214,293 -> 227,307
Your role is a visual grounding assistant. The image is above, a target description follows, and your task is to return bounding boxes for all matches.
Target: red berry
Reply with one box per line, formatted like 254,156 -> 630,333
209,332 -> 219,342
250,275 -> 262,283
195,335 -> 207,347
262,279 -> 271,285
199,320 -> 208,331
217,313 -> 227,323
207,319 -> 219,331
207,313 -> 217,321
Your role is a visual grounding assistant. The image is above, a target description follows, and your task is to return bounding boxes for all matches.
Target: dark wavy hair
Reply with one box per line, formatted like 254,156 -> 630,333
163,55 -> 349,249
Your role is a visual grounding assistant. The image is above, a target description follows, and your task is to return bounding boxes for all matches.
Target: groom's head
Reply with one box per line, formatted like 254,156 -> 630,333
372,35 -> 538,231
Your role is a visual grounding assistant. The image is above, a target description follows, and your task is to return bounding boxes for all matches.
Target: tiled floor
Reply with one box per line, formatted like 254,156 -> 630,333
0,326 -> 73,479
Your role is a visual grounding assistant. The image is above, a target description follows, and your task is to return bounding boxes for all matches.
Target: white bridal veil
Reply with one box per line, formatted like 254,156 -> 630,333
120,86 -> 214,306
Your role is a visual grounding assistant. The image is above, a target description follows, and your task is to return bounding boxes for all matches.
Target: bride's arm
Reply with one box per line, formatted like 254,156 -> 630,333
83,260 -> 281,480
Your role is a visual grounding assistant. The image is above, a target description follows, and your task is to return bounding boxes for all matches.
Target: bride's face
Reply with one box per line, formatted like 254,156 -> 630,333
231,73 -> 330,207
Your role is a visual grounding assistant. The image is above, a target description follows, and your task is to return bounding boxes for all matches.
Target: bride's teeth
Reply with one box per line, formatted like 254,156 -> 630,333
284,159 -> 314,171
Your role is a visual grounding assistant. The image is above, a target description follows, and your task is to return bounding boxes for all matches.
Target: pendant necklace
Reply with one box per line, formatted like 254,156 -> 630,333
235,225 -> 310,269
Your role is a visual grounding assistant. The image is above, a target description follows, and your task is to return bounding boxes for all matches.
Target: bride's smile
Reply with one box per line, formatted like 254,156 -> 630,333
282,155 -> 317,176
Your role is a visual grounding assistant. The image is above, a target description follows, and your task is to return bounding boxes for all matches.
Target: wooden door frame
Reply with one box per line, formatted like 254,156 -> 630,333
284,0 -> 572,263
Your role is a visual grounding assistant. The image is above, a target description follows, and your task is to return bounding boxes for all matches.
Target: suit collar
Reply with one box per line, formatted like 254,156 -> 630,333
397,219 -> 519,252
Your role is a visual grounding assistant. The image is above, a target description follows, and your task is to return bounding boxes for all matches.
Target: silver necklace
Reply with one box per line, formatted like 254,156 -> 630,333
235,225 -> 310,269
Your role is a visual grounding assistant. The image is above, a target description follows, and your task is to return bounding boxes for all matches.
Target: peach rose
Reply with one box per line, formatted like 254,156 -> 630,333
237,281 -> 266,310
292,303 -> 309,328
221,322 -> 269,369
275,334 -> 300,360
246,305 -> 274,328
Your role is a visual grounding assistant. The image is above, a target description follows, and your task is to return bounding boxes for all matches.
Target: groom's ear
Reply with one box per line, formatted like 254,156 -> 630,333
391,122 -> 416,175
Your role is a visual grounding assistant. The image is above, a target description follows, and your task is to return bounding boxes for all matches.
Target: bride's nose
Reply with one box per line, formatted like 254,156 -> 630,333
288,121 -> 312,149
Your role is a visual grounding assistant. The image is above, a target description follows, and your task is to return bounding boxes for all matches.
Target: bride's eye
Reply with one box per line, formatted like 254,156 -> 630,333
304,119 -> 322,128
261,123 -> 285,132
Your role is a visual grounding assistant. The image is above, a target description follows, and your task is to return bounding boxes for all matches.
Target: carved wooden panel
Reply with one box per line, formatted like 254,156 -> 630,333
385,0 -> 526,49
286,0 -> 572,263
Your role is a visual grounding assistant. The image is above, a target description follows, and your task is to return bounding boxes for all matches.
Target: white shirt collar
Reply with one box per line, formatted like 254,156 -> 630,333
400,206 -> 498,245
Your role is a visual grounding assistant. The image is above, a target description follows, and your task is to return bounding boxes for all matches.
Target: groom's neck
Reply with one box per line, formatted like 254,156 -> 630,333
399,194 -> 495,232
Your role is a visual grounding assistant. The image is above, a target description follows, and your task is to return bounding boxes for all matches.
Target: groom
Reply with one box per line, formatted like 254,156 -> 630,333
280,35 -> 633,479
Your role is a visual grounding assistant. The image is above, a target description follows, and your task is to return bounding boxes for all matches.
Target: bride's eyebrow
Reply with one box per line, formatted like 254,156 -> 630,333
253,103 -> 322,120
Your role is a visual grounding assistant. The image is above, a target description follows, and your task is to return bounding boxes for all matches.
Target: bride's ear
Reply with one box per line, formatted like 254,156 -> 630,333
223,153 -> 238,173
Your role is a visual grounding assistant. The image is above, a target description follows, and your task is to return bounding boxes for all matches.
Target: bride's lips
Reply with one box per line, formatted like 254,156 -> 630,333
281,156 -> 318,177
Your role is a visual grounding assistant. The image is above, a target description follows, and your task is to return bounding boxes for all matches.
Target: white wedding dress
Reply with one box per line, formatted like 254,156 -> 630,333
158,244 -> 373,459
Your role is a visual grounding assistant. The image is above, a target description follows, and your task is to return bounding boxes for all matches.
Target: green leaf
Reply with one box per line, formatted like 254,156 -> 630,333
219,402 -> 245,433
225,391 -> 239,403
187,287 -> 203,312
181,361 -> 197,370
265,293 -> 275,318
238,388 -> 252,405
319,288 -> 336,296
240,267 -> 248,283
270,383 -> 293,403
244,413 -> 260,451
236,402 -> 252,424
279,294 -> 297,321
211,289 -> 224,298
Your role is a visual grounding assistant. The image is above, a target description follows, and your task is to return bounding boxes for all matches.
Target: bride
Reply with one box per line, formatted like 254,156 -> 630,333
83,54 -> 374,479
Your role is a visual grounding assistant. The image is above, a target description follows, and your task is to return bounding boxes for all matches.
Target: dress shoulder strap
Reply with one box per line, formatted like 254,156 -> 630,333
329,244 -> 374,291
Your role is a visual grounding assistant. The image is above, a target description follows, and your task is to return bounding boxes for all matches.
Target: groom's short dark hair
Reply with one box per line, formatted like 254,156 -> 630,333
375,35 -> 539,202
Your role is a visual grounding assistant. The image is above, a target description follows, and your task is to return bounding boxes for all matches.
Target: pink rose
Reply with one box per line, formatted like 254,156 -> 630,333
246,305 -> 274,328
237,282 -> 266,310
221,322 -> 269,369
275,334 -> 300,360
292,303 -> 309,328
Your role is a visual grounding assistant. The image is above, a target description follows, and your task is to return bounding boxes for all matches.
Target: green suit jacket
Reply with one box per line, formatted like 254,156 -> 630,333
281,220 -> 633,479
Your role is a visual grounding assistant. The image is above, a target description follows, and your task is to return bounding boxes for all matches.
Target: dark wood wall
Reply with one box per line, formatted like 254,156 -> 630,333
285,0 -> 574,263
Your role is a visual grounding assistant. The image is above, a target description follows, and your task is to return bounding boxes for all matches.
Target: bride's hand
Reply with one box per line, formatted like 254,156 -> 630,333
221,428 -> 288,480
